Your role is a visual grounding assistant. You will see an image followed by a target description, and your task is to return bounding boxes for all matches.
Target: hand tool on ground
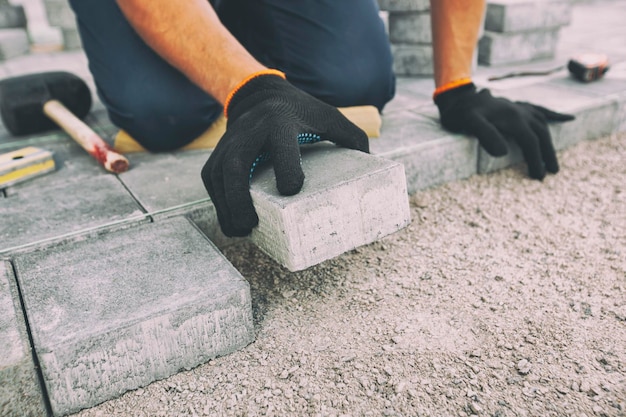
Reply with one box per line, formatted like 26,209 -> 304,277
488,53 -> 610,83
567,53 -> 610,82
0,71 -> 129,173
0,146 -> 55,187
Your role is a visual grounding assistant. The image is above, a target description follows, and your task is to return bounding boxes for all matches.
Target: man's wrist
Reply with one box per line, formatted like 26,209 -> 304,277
432,77 -> 473,101
224,69 -> 286,118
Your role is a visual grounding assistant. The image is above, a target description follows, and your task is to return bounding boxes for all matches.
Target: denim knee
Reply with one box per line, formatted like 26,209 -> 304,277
102,83 -> 222,152
303,62 -> 396,112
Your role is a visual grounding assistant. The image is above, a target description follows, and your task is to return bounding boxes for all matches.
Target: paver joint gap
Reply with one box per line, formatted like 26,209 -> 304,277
7,259 -> 54,417
115,174 -> 150,216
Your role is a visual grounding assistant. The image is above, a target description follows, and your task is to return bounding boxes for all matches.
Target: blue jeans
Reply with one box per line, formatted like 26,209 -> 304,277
69,0 -> 395,151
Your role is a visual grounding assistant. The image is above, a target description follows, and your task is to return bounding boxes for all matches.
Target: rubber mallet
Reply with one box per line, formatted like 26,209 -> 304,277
0,71 -> 129,173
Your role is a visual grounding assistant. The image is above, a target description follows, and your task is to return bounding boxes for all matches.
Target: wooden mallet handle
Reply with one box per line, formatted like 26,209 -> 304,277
43,100 -> 129,174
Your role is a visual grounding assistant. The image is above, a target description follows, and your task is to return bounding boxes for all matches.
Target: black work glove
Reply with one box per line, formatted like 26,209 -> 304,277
434,83 -> 575,180
201,73 -> 369,237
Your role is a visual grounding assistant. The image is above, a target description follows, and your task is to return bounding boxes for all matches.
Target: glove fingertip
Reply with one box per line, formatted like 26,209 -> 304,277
228,205 -> 259,237
546,161 -> 559,174
276,169 -> 304,196
554,113 -> 576,122
528,165 -> 547,181
486,141 -> 509,157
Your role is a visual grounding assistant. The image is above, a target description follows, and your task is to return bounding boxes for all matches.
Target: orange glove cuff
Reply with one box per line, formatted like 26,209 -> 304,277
223,69 -> 287,118
432,77 -> 473,100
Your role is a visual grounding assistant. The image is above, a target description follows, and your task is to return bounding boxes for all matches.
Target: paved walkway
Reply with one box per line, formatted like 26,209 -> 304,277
1,1 -> 625,416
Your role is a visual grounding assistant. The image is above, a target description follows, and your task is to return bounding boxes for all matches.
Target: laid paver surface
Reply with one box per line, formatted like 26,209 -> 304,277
0,0 -> 625,415
0,261 -> 46,417
12,217 -> 254,416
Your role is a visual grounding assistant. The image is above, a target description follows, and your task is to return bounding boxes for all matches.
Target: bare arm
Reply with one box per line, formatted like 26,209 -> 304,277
116,0 -> 266,104
430,0 -> 485,87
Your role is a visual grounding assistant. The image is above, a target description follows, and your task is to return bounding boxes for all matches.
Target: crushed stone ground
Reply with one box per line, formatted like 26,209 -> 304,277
75,133 -> 626,417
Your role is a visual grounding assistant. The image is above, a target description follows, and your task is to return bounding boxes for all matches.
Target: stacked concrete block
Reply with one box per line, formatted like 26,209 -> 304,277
42,0 -> 81,49
0,261 -> 47,417
0,0 -> 29,60
378,0 -> 433,76
0,0 -> 26,28
12,0 -> 64,51
0,28 -> 28,60
479,0 -> 572,66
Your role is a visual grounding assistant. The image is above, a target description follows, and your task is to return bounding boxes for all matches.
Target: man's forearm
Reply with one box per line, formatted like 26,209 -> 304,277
116,0 -> 266,105
430,0 -> 485,88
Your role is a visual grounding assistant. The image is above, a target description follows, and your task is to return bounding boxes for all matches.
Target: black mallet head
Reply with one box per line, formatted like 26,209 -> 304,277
0,71 -> 92,136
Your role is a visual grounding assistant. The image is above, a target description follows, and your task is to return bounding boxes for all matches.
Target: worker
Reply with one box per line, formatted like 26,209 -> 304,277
69,0 -> 574,237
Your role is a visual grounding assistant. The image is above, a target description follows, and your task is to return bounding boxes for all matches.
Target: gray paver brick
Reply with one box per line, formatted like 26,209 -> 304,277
391,44 -> 434,76
613,91 -> 626,133
388,11 -> 431,44
0,261 -> 47,417
61,27 -> 81,50
372,111 -> 478,193
377,0 -> 430,12
478,29 -> 560,66
547,75 -> 626,98
119,150 -> 209,213
0,142 -> 144,254
249,143 -> 410,271
13,217 -> 254,416
0,4 -> 27,28
382,88 -> 432,115
0,28 -> 29,61
43,0 -> 76,29
485,0 -> 572,33
117,150 -> 235,247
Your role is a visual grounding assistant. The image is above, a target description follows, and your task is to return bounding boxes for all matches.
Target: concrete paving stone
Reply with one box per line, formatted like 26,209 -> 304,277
546,73 -> 626,98
478,29 -> 560,66
0,141 -> 145,254
388,11 -> 431,44
382,86 -> 432,115
12,0 -> 64,47
117,150 -> 234,246
0,128 -> 71,152
0,28 -> 29,61
0,50 -> 91,80
611,90 -> 626,133
396,76 -> 435,95
119,150 -> 209,213
485,0 -> 572,33
0,261 -> 47,417
12,216 -> 254,416
28,25 -> 64,49
61,26 -> 81,49
383,77 -> 435,116
377,0 -> 430,12
477,81 -> 620,173
372,110 -> 478,193
391,43 -> 434,76
0,4 -> 27,28
249,143 -> 411,271
43,0 -> 76,29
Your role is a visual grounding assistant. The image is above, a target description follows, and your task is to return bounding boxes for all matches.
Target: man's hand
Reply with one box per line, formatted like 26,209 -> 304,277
201,73 -> 369,237
434,83 -> 575,180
